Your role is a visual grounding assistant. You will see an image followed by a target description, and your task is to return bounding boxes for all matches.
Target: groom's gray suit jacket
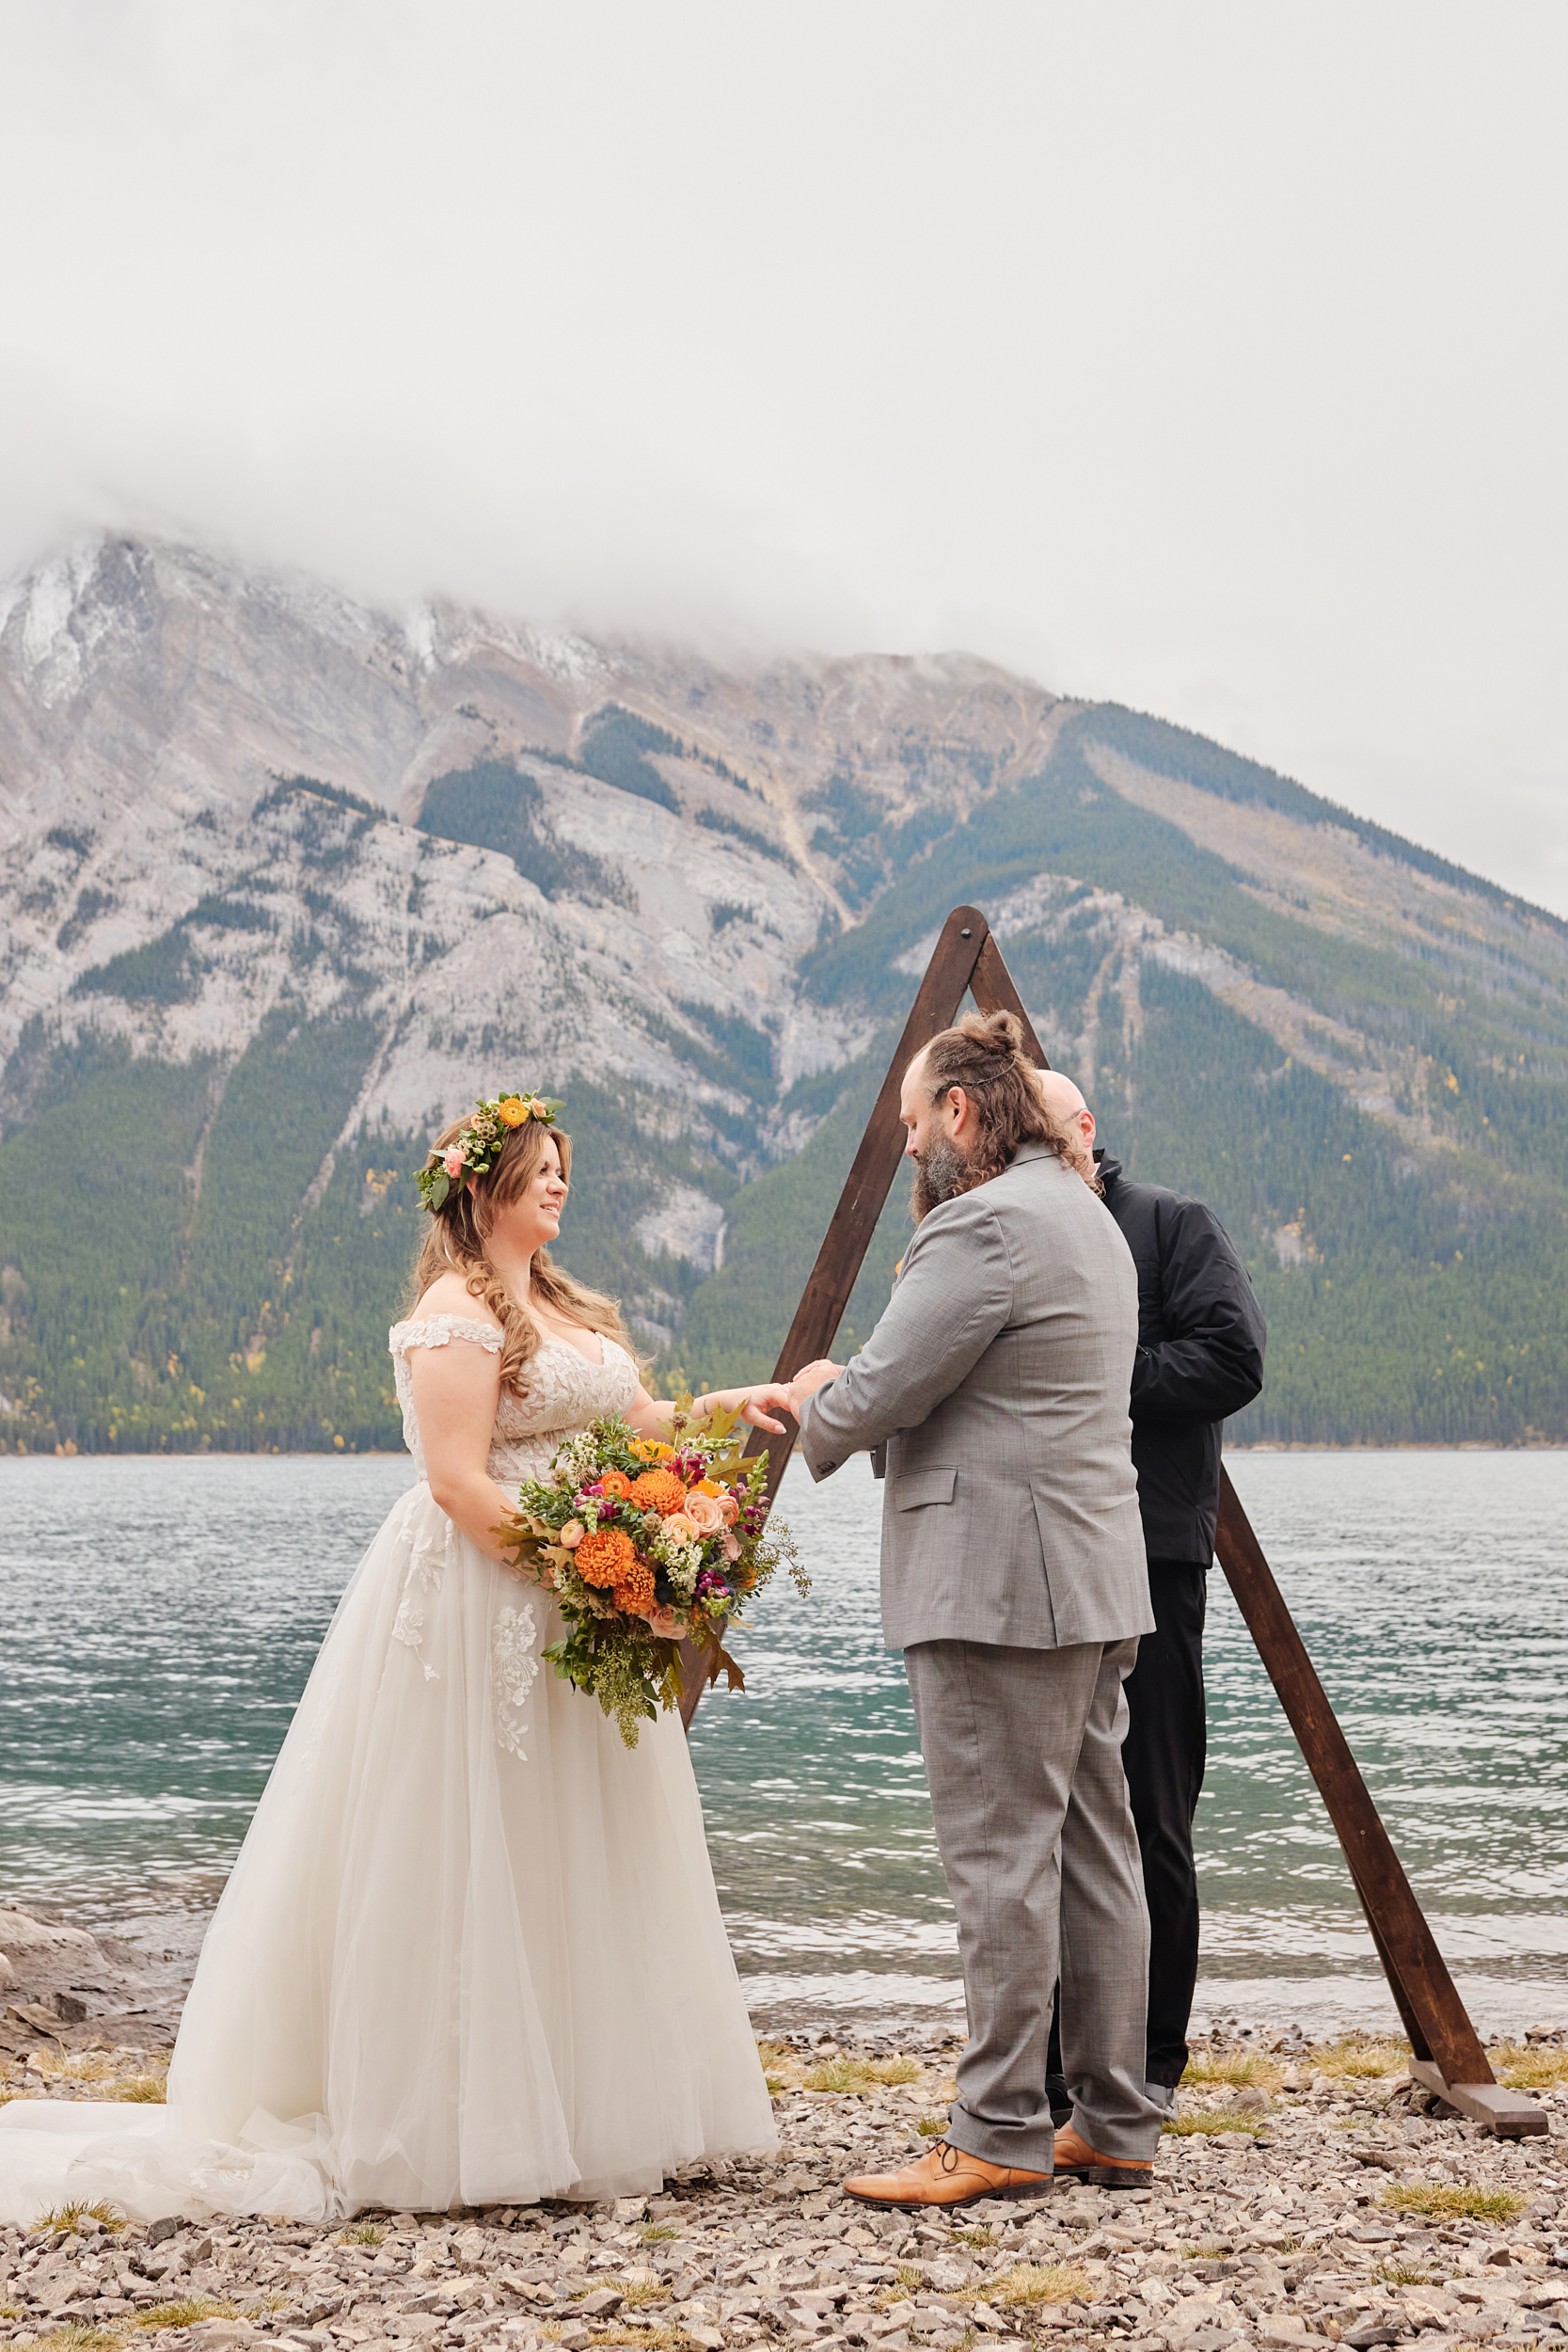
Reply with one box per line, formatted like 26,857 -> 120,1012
797,1142 -> 1152,1653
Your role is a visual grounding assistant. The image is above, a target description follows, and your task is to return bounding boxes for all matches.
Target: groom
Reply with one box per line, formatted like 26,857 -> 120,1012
787,1012 -> 1165,2205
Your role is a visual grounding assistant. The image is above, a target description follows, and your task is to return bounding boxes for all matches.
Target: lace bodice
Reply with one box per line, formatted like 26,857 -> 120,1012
388,1314 -> 641,1486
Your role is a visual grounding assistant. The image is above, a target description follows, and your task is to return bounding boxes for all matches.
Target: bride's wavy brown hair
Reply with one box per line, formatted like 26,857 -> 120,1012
408,1113 -> 631,1395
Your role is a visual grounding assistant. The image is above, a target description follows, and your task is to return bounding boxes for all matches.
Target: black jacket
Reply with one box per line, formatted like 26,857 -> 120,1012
1097,1152 -> 1266,1565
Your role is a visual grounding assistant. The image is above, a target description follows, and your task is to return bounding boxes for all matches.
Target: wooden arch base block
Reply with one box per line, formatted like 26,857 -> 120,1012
689,903 -> 1546,2140
1405,2062 -> 1548,2137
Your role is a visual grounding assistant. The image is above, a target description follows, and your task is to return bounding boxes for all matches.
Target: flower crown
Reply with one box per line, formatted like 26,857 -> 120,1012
416,1091 -> 563,1213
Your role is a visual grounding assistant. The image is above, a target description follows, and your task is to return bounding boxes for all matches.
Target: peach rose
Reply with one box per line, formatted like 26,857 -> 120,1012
661,1511 -> 700,1545
442,1146 -> 466,1179
497,1096 -> 531,1127
717,1492 -> 739,1526
685,1490 -> 724,1537
722,1532 -> 741,1562
647,1605 -> 682,1639
559,1519 -> 585,1549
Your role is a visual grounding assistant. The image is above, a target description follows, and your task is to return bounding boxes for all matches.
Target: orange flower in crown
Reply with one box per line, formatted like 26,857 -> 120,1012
415,1089 -> 563,1212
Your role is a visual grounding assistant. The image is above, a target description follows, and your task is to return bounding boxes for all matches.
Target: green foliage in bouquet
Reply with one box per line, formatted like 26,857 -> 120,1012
494,1397 -> 808,1747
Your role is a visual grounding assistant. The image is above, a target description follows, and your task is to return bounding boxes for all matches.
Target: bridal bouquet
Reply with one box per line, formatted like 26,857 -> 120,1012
495,1401 -> 807,1747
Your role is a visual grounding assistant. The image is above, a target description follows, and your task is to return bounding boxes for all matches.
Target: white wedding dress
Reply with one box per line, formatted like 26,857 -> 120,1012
0,1317 -> 777,2225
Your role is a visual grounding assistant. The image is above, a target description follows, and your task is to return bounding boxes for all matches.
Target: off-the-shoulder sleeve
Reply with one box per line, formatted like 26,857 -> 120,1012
388,1315 -> 505,1359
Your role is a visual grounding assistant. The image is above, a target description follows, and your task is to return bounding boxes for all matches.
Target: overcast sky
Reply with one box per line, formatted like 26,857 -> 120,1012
3,3 -> 1564,910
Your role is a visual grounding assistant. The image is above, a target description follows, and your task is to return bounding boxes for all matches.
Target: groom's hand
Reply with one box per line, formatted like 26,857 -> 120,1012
786,1359 -> 844,1414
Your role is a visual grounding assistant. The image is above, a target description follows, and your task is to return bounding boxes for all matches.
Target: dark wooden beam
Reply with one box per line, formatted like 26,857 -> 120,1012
969,930 -> 1050,1068
1215,1471 -> 1541,2132
746,904 -> 998,1505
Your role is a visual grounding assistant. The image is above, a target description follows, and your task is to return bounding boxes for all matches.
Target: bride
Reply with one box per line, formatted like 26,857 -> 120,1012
0,1091 -> 792,2223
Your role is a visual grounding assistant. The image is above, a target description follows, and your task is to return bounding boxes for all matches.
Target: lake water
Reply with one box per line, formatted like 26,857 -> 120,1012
3,1448 -> 1565,2041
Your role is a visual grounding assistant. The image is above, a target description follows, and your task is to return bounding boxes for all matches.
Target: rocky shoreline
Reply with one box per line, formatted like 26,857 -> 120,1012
4,1909 -> 1567,2352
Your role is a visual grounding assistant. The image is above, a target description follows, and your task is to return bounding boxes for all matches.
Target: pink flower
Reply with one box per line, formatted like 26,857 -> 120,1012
722,1532 -> 741,1562
443,1146 -> 465,1179
686,1490 -> 724,1537
718,1492 -> 740,1526
559,1520 -> 585,1549
647,1606 -> 682,1639
661,1511 -> 699,1545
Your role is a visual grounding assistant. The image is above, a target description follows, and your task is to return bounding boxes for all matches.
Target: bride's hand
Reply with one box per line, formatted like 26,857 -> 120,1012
690,1382 -> 798,1435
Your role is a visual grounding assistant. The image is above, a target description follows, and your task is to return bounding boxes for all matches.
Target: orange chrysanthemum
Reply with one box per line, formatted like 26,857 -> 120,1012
629,1468 -> 688,1514
598,1470 -> 634,1501
575,1528 -> 636,1588
612,1558 -> 657,1615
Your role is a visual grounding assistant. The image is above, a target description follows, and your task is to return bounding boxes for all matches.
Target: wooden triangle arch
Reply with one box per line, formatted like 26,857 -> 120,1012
686,904 -> 1543,2137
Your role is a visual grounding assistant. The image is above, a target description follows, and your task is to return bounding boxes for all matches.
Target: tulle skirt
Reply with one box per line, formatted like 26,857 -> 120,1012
0,1483 -> 777,2224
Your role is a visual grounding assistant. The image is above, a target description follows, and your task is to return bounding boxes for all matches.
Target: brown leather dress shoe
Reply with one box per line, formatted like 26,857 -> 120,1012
842,2138 -> 1052,2211
1049,2122 -> 1153,2190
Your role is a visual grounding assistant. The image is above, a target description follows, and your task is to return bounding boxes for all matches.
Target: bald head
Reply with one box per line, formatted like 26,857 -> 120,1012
1035,1068 -> 1098,1184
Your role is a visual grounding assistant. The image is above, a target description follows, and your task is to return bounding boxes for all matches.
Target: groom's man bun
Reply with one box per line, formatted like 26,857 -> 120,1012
921,1009 -> 1072,1191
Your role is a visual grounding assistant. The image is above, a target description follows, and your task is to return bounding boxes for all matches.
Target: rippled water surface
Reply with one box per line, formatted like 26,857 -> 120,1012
4,1449 -> 1565,2035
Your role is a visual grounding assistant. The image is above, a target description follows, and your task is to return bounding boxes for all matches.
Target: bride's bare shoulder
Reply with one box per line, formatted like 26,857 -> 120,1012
405,1272 -> 504,1330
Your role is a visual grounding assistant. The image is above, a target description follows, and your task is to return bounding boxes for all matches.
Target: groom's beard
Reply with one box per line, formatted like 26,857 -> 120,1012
911,1135 -> 971,1221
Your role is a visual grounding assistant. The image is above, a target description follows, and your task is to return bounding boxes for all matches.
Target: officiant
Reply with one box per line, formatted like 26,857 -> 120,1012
1038,1070 -> 1267,2109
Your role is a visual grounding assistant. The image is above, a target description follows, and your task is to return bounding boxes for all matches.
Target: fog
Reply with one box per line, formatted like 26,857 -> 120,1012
2,2 -> 1565,907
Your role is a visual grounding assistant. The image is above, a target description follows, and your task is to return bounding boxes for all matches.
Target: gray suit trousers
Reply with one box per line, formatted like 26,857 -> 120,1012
903,1637 -> 1165,2169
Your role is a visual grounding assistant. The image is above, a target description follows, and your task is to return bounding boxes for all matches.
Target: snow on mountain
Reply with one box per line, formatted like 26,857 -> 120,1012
0,532 -> 1060,1164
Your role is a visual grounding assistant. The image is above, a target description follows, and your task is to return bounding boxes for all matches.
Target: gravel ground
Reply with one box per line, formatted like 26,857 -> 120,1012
3,2022 -> 1566,2352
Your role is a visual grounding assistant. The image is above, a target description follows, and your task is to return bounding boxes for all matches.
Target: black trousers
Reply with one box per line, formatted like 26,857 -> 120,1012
1048,1559 -> 1209,2092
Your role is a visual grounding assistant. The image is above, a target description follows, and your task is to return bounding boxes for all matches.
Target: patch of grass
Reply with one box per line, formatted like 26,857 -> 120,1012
1489,2042 -> 1568,2090
33,2200 -> 127,2235
916,2115 -> 949,2137
956,2226 -> 994,2248
1182,2244 -> 1234,2261
339,2220 -> 386,2244
611,2278 -> 672,2309
35,2326 -> 125,2352
29,2051 -> 121,2085
801,2055 -> 922,2094
1163,2110 -> 1265,2137
1308,2038 -> 1410,2080
895,2266 -> 926,2292
1381,2185 -> 1525,2223
1374,2258 -> 1433,2285
589,2330 -> 705,2352
640,2223 -> 681,2243
135,2298 -> 245,2331
1181,2049 -> 1284,2093
978,2264 -> 1092,2310
116,2077 -> 166,2104
757,2040 -> 796,2094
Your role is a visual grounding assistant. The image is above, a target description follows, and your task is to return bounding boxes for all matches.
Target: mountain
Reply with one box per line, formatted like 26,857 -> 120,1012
2,534 -> 1565,1454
